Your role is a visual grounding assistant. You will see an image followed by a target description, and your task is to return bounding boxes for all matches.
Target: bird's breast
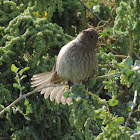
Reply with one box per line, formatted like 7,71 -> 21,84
56,43 -> 97,82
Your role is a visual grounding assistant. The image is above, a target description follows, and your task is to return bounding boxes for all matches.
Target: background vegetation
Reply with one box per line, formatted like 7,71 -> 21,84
0,0 -> 140,139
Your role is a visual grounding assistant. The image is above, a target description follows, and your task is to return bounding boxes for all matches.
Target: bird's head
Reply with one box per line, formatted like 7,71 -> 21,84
79,28 -> 99,49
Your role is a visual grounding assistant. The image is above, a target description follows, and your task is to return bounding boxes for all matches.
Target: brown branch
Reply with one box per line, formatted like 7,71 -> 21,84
0,73 -> 118,116
87,91 -> 111,121
131,131 -> 140,138
133,50 -> 140,60
78,0 -> 103,21
125,90 -> 137,127
128,27 -> 133,57
90,73 -> 116,80
97,20 -> 109,28
96,69 -> 111,95
98,64 -> 113,68
114,55 -> 128,59
0,84 -> 67,116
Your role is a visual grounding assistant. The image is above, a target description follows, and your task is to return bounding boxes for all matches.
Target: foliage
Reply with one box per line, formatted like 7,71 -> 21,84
113,1 -> 140,55
0,0 -> 140,139
52,0 -> 87,35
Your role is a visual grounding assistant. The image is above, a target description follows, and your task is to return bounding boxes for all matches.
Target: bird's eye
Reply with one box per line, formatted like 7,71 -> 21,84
90,35 -> 94,38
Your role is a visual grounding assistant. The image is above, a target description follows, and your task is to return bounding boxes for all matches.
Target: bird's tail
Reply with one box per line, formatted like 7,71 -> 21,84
31,71 -> 72,105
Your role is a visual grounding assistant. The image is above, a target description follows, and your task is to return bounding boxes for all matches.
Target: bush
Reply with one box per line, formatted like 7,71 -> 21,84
0,0 -> 140,139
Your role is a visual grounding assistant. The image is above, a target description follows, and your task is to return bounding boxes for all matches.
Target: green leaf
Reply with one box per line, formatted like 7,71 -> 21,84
138,105 -> 140,112
126,70 -> 133,76
127,101 -> 136,108
104,81 -> 109,84
110,70 -> 116,74
24,99 -> 29,106
97,98 -> 102,102
15,78 -> 18,83
85,79 -> 96,88
20,75 -> 27,80
5,107 -> 10,112
133,60 -> 140,70
24,116 -> 31,121
19,67 -> 30,75
115,117 -> 124,126
26,104 -> 32,114
106,25 -> 112,34
69,93 -> 76,98
19,68 -> 25,76
127,108 -> 131,112
105,92 -> 112,98
108,98 -> 119,106
22,86 -> 25,90
123,56 -> 133,68
101,31 -> 108,38
63,91 -> 71,98
13,83 -> 20,89
115,72 -> 120,77
11,64 -> 18,73
0,104 -> 4,109
107,117 -> 124,128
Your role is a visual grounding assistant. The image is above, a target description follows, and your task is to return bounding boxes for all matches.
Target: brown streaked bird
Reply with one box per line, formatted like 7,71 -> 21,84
31,28 -> 99,105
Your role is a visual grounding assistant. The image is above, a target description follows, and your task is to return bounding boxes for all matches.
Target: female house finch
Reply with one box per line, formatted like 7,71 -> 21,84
31,28 -> 98,104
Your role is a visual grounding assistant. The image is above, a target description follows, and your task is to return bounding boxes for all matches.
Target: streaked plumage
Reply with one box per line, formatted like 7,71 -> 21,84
31,28 -> 98,104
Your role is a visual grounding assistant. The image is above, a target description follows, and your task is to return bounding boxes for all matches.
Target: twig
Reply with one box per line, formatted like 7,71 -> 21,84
97,20 -> 109,28
16,73 -> 22,96
78,0 -> 103,21
133,50 -> 140,60
131,131 -> 140,138
98,64 -> 113,68
87,91 -> 111,120
96,83 -> 105,95
128,27 -> 133,57
125,90 -> 137,127
90,73 -> 116,80
96,69 -> 111,95
114,55 -> 127,59
0,84 -> 67,116
0,73 -> 117,116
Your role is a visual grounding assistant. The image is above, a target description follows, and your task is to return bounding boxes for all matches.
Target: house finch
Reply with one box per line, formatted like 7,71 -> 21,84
31,28 -> 98,104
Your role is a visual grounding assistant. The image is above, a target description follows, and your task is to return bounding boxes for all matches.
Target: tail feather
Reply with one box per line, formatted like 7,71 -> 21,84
31,72 -> 52,80
31,76 -> 51,87
66,97 -> 72,105
31,71 -> 72,105
33,82 -> 48,91
31,71 -> 55,90
44,87 -> 54,99
31,74 -> 52,84
50,87 -> 61,101
50,72 -> 68,84
55,88 -> 65,103
41,88 -> 48,94
61,95 -> 66,105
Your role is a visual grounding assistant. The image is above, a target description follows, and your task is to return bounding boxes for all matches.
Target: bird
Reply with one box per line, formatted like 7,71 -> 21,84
31,28 -> 99,105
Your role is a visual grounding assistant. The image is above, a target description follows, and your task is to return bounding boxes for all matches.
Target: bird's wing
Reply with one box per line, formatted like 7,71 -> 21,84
31,65 -> 72,105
